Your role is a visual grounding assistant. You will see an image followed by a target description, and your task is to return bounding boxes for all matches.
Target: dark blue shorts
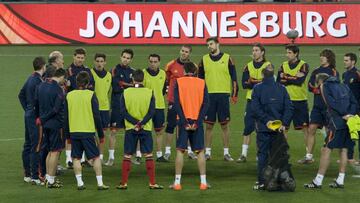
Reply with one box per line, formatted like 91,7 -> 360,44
243,100 -> 255,136
71,136 -> 99,160
43,128 -> 65,152
176,124 -> 204,152
100,110 -> 110,129
310,105 -> 327,128
290,101 -> 309,130
153,109 -> 165,132
124,130 -> 153,155
110,94 -> 125,129
165,103 -> 177,134
324,129 -> 355,149
205,93 -> 230,124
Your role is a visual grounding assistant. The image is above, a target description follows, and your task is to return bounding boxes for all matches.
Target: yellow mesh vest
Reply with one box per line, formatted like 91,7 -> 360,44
203,53 -> 231,94
91,69 -> 112,111
143,69 -> 166,109
282,60 -> 307,101
67,90 -> 95,133
246,61 -> 270,100
123,87 -> 153,131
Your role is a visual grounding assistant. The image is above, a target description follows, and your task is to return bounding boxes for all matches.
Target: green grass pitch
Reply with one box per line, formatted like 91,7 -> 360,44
0,45 -> 359,203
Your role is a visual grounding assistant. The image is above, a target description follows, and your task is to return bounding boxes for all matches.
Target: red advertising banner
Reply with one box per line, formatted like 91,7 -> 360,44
0,3 -> 359,45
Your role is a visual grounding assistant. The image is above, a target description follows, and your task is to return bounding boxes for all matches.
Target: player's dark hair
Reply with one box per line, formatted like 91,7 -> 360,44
48,56 -> 58,64
206,37 -> 219,43
184,62 -> 197,74
74,48 -> 86,56
320,49 -> 336,68
121,49 -> 134,59
254,43 -> 266,61
33,56 -> 46,71
76,71 -> 90,88
44,64 -> 57,78
133,69 -> 144,83
94,53 -> 106,61
316,73 -> 330,85
54,68 -> 66,78
344,53 -> 357,65
285,44 -> 300,58
149,54 -> 161,61
182,44 -> 192,52
262,65 -> 274,78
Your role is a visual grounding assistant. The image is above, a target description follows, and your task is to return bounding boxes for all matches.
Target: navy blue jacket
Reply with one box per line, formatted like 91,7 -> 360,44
308,66 -> 339,109
173,79 -> 210,127
119,86 -> 155,130
67,63 -> 95,92
321,77 -> 358,130
18,72 -> 43,112
63,90 -> 104,139
111,64 -> 135,95
34,79 -> 64,129
251,77 -> 294,132
342,67 -> 360,107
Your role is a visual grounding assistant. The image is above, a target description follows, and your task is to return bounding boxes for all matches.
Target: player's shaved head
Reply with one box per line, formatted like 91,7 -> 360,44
33,56 -> 46,71
184,62 -> 197,75
316,73 -> 330,85
262,65 -> 274,78
133,69 -> 144,83
76,71 -> 90,88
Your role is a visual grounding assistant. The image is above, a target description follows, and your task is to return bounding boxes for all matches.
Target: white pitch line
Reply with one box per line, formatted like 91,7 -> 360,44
0,138 -> 24,142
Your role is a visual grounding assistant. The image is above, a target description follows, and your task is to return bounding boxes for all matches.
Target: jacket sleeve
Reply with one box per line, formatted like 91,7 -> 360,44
40,91 -> 64,124
250,85 -> 272,125
120,94 -> 139,125
281,87 -> 294,126
18,83 -> 27,111
348,90 -> 359,115
196,85 -> 210,126
279,63 -> 309,86
174,81 -> 187,126
34,86 -> 40,118
140,95 -> 156,126
242,66 -> 254,89
228,57 -> 239,97
321,84 -> 346,116
308,69 -> 320,94
63,97 -> 70,139
91,94 -> 104,138
198,59 -> 205,79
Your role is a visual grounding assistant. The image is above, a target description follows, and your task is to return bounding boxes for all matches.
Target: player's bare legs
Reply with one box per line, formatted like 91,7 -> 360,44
205,123 -> 214,160
105,129 -> 117,166
65,142 -> 72,168
299,124 -> 318,164
221,123 -> 233,161
197,150 -> 208,189
164,132 -> 174,160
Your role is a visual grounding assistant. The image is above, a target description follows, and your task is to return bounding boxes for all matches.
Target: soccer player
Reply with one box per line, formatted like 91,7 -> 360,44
342,53 -> 360,164
277,44 -> 310,155
304,73 -> 357,189
34,68 -> 66,188
164,45 -> 197,160
90,53 -> 112,163
251,66 -> 293,190
171,62 -> 210,190
49,51 -> 64,69
238,43 -> 272,163
66,48 -> 95,168
116,70 -> 163,190
298,49 -> 339,164
106,49 -> 135,166
64,71 -> 109,190
18,56 -> 46,185
143,54 -> 167,162
198,37 -> 238,161
66,48 -> 94,92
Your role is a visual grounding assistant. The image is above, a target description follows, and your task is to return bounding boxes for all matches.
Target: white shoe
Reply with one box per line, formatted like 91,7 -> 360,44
24,177 -> 32,183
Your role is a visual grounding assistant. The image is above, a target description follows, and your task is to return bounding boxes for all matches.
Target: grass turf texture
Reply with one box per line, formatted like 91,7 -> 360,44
0,45 -> 359,203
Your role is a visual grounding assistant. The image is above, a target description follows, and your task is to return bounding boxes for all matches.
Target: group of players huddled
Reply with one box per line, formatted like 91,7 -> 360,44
18,37 -> 360,191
